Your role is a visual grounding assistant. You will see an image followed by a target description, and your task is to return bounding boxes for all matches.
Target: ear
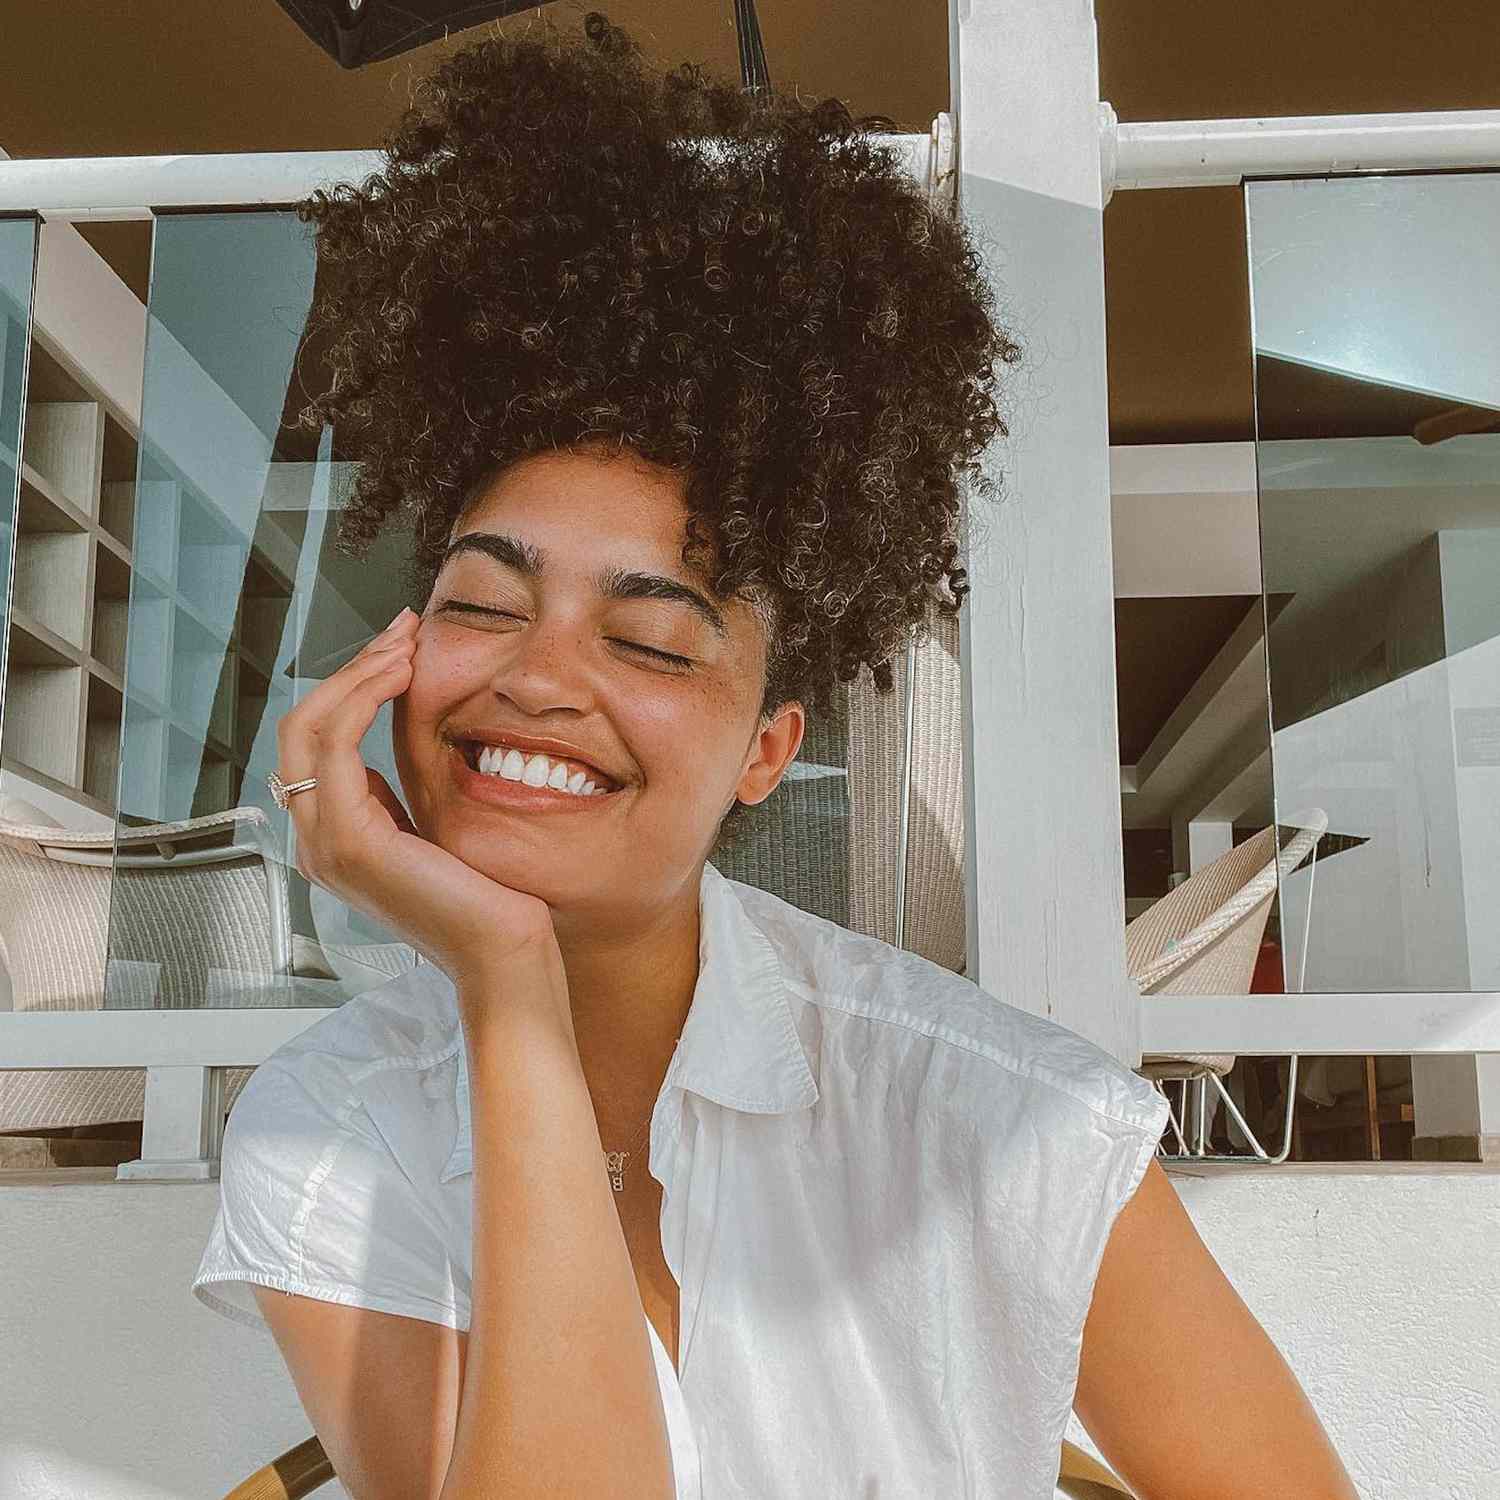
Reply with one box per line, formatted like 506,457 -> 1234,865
735,701 -> 806,807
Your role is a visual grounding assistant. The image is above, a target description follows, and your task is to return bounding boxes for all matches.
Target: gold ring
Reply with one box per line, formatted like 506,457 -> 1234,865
267,771 -> 319,810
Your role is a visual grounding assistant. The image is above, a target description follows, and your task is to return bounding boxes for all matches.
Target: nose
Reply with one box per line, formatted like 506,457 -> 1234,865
484,610 -> 597,716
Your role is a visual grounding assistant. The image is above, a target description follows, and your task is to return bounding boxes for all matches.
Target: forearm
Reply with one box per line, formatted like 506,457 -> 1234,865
439,948 -> 675,1500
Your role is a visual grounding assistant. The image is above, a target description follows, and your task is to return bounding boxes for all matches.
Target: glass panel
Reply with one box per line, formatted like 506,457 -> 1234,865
0,215 -> 38,785
106,209 -> 418,1011
1249,173 -> 1500,996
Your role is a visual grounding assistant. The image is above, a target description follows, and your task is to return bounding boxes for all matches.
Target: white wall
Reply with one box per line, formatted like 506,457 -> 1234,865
2,1168 -> 1496,1500
1066,1163 -> 1500,1499
0,1178 -> 352,1500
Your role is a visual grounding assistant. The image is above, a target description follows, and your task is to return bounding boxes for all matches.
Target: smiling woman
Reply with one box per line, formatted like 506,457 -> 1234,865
187,8 -> 1359,1500
386,443 -> 817,946
288,6 -> 1015,870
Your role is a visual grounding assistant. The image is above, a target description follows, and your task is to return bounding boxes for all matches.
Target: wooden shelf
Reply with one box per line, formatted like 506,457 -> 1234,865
3,324 -> 295,824
10,607 -> 83,669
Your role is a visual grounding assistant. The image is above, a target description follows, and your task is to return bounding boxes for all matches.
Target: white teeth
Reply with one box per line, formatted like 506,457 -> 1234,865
467,741 -> 615,797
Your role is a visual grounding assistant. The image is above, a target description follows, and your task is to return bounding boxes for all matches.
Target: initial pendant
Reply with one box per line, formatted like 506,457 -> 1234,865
605,1149 -> 628,1191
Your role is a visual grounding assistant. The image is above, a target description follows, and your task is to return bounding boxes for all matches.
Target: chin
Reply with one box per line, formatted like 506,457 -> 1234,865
442,824 -> 578,899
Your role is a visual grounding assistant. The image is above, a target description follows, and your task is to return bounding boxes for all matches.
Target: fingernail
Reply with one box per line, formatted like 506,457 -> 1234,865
384,605 -> 412,629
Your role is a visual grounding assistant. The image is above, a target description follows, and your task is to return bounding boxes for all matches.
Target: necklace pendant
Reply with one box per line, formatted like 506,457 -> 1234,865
605,1149 -> 628,1192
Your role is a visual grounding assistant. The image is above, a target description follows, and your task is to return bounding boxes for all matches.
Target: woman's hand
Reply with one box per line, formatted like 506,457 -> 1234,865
274,606 -> 562,1003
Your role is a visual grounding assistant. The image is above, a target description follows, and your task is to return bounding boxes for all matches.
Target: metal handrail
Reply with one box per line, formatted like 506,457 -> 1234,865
1103,105 -> 1500,196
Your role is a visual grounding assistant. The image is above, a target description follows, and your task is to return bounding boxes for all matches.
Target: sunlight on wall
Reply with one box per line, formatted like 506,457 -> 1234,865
0,1443 -> 188,1500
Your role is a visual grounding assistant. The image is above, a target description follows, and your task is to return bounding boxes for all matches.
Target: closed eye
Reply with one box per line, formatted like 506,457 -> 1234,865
435,599 -> 694,668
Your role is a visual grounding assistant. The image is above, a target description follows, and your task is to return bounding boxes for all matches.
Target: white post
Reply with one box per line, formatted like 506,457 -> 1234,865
1173,817 -> 1235,878
115,1065 -> 225,1182
950,0 -> 1138,1064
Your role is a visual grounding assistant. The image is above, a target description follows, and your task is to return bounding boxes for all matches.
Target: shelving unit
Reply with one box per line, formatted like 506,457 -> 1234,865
3,328 -> 295,823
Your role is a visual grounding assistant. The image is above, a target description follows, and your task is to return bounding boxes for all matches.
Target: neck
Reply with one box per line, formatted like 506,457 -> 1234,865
550,866 -> 704,1141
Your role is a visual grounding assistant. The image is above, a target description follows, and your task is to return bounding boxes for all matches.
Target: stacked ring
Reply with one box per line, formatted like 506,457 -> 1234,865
267,771 -> 319,810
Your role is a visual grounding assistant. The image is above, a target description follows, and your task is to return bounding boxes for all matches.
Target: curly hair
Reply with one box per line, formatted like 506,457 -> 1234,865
292,6 -> 1019,843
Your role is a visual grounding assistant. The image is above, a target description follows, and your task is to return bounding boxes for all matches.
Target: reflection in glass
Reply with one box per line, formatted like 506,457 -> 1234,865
106,209 -> 420,1012
1249,174 -> 1500,994
0,216 -> 37,761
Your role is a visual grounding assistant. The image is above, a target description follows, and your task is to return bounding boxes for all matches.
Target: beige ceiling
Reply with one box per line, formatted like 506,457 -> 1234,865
6,1 -> 1500,444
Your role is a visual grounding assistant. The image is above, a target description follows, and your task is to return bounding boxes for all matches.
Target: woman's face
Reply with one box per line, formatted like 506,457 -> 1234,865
392,443 -> 804,918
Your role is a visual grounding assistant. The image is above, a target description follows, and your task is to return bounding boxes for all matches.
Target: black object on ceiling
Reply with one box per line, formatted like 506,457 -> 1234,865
273,0 -> 549,70
274,0 -> 772,90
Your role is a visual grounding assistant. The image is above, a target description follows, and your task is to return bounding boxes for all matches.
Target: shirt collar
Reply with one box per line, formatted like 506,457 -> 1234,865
439,860 -> 819,1183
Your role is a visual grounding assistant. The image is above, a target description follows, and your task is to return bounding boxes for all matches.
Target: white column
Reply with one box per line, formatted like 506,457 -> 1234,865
950,0 -> 1138,1063
1172,816 -> 1234,878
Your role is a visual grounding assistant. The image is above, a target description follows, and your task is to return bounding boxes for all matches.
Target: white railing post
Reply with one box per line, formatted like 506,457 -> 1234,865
950,0 -> 1138,1065
115,1065 -> 225,1182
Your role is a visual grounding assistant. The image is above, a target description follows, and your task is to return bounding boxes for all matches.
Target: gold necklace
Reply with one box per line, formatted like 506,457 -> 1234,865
603,1108 -> 654,1192
600,1036 -> 682,1192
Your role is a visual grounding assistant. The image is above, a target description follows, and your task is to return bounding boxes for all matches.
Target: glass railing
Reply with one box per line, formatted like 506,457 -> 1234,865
1249,172 -> 1500,996
0,215 -> 38,803
103,208 -> 416,1012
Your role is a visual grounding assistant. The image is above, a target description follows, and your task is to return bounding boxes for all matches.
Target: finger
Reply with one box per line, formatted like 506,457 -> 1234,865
281,610 -> 418,728
275,632 -> 415,854
276,631 -> 414,765
285,647 -> 414,836
315,653 -> 418,819
279,654 -> 413,888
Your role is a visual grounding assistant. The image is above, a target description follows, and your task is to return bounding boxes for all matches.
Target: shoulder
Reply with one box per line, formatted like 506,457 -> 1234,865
230,960 -> 460,1132
725,874 -> 1167,1141
219,960 -> 465,1216
198,962 -> 468,1331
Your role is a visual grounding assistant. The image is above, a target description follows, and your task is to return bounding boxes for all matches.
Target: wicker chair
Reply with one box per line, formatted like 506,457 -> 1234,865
0,801 -> 410,1155
1129,810 -> 1328,1163
1057,1439 -> 1138,1497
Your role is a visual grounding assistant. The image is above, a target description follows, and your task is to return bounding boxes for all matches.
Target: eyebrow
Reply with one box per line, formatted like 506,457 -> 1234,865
439,530 -> 729,640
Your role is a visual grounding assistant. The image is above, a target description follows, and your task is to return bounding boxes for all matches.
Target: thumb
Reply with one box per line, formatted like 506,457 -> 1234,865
366,768 -> 419,836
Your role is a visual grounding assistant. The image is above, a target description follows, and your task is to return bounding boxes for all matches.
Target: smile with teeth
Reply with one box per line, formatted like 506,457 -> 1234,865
460,741 -> 619,797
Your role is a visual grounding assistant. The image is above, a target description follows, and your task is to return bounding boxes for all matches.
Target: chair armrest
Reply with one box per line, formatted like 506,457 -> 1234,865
223,1435 -> 334,1500
1058,1436 -> 1136,1496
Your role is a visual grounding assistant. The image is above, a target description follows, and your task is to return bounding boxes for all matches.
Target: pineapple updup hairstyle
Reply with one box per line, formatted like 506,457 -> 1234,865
292,6 -> 1018,843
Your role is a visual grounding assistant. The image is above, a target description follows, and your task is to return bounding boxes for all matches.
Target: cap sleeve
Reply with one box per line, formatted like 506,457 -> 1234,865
192,1057 -> 466,1335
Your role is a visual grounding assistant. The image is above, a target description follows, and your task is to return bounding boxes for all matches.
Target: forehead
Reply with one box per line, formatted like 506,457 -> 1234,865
451,446 -> 694,560
439,446 -> 774,645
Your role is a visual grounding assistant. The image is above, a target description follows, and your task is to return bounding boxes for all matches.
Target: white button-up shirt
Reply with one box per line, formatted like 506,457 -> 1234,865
194,860 -> 1168,1498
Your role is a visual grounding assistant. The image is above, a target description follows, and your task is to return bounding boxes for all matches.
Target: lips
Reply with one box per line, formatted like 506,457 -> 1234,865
447,739 -> 625,810
446,731 -> 625,791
